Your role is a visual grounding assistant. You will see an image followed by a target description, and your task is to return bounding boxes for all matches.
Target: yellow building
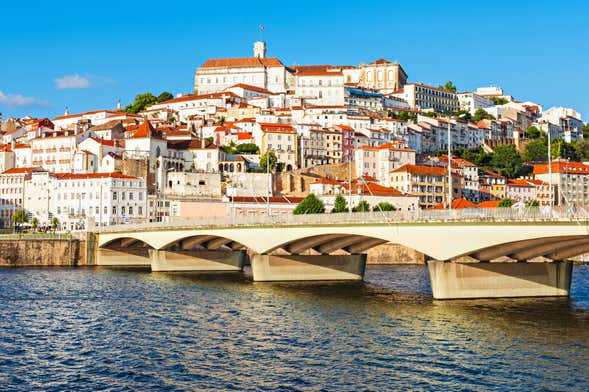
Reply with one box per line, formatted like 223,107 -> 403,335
260,123 -> 298,171
359,58 -> 408,94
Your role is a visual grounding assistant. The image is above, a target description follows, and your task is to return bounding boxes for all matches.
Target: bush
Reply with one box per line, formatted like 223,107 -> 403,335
498,198 -> 513,208
373,202 -> 396,212
332,194 -> 349,213
352,200 -> 371,212
293,194 -> 325,215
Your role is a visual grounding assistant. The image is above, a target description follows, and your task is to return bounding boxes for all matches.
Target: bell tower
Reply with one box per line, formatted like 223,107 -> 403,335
254,41 -> 266,58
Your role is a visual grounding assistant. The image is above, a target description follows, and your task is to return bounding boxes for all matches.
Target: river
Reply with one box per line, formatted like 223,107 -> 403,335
0,265 -> 588,391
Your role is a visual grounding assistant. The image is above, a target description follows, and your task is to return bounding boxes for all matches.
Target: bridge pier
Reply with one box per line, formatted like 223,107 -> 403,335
150,249 -> 246,272
427,260 -> 573,299
251,254 -> 366,282
96,247 -> 151,267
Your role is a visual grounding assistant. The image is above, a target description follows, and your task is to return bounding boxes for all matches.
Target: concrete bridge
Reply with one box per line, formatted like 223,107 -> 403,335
89,209 -> 589,299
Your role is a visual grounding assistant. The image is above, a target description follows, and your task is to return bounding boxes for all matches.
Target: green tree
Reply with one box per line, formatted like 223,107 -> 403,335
259,151 -> 278,172
217,116 -> 226,126
12,210 -> 28,226
583,124 -> 589,139
523,140 -> 547,162
575,139 -> 589,161
204,136 -> 214,144
51,217 -> 60,233
124,93 -> 158,113
332,194 -> 349,213
490,145 -> 522,178
222,141 -> 237,154
293,194 -> 325,215
456,110 -> 473,122
157,91 -> 173,103
352,200 -> 371,212
490,97 -> 509,105
473,108 -> 495,122
31,217 -> 39,231
235,143 -> 260,154
276,162 -> 286,172
439,81 -> 457,93
525,126 -> 542,139
498,198 -> 513,208
373,202 -> 396,212
527,200 -> 540,207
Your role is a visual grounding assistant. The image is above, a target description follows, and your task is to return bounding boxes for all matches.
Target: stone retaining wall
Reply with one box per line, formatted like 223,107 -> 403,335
0,239 -> 86,267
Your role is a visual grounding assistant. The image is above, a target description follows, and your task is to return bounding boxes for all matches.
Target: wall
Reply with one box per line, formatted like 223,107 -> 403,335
0,239 -> 87,266
365,243 -> 425,264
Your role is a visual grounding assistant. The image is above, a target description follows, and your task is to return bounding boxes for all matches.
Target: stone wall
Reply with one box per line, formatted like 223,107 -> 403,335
366,243 -> 425,264
0,239 -> 87,267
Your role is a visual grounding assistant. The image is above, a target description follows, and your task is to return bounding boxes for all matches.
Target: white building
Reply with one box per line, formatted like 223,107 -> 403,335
457,92 -> 494,114
295,68 -> 345,107
391,83 -> 459,113
24,172 -> 147,230
194,42 -> 291,94
354,141 -> 416,187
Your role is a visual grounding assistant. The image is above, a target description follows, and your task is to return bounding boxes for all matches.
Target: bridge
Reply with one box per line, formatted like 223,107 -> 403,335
89,208 -> 589,299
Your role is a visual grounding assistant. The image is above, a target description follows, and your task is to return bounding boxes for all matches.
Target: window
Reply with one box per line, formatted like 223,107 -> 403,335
129,207 -> 133,215
112,191 -> 117,200
112,206 -> 117,215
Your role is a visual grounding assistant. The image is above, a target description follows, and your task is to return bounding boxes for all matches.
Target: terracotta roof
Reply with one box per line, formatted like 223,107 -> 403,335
90,137 -> 115,147
2,167 -> 39,175
296,69 -> 343,77
53,109 -> 118,121
227,84 -> 274,95
201,57 -> 284,69
89,120 -> 122,131
156,92 -> 239,105
367,58 -> 393,65
237,132 -> 253,140
391,164 -> 446,176
55,172 -> 140,180
432,198 -> 477,210
477,200 -> 502,208
231,196 -> 304,204
130,121 -> 159,139
439,156 -> 476,167
533,162 -> 589,175
312,178 -> 341,185
259,123 -> 295,133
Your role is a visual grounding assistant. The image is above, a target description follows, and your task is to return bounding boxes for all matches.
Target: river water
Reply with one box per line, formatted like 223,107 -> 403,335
0,265 -> 588,391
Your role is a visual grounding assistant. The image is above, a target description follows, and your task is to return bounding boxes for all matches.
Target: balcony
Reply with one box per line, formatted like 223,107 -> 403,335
59,159 -> 70,164
46,148 -> 57,153
59,147 -> 70,152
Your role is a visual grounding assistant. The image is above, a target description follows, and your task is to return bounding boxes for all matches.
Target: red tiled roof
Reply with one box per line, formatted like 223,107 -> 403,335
227,84 -> 274,95
231,196 -> 304,204
2,167 -> 39,174
391,164 -> 446,176
130,121 -> 159,139
312,178 -> 341,185
55,172 -> 140,180
477,200 -> 502,208
157,92 -> 239,105
90,137 -> 115,146
432,198 -> 477,210
201,57 -> 284,68
533,162 -> 589,175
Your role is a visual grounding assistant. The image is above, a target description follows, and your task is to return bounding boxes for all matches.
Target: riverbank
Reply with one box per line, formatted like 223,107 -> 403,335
0,238 -> 87,267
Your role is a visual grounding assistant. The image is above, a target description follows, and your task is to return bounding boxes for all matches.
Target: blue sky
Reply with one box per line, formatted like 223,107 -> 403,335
1,0 -> 588,120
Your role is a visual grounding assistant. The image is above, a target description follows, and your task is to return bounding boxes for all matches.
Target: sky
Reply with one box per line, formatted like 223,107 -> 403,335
1,0 -> 588,120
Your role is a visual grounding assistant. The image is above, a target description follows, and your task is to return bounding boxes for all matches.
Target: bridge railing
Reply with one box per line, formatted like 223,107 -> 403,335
91,206 -> 589,233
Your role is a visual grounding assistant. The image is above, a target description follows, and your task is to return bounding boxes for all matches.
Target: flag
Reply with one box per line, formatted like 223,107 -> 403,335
260,25 -> 265,31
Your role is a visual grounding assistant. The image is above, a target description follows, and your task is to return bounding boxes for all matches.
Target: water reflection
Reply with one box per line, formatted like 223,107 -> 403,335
0,265 -> 588,390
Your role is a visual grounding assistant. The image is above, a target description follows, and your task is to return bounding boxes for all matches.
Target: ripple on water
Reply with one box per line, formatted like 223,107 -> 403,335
0,266 -> 588,391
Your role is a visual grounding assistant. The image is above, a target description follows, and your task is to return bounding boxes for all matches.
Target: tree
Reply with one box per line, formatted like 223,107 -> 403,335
235,143 -> 260,154
525,126 -> 542,139
491,145 -> 522,178
456,110 -> 473,122
259,151 -> 277,172
473,108 -> 495,122
527,200 -> 540,207
583,124 -> 589,139
204,137 -> 214,144
491,97 -> 509,106
31,217 -> 39,232
439,81 -> 457,93
12,210 -> 28,227
523,140 -> 547,162
125,93 -> 157,113
575,139 -> 589,161
373,202 -> 396,212
156,92 -> 173,103
498,198 -> 513,208
352,200 -> 371,212
293,194 -> 325,214
332,194 -> 349,213
217,116 -> 226,126
51,217 -> 60,233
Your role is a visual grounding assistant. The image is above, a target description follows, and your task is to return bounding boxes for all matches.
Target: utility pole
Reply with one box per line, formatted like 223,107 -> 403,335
348,147 -> 353,219
547,124 -> 554,209
447,122 -> 453,210
266,150 -> 271,217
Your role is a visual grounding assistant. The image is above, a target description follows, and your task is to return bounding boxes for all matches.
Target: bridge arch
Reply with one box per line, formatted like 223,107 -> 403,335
159,234 -> 247,252
99,236 -> 155,250
266,233 -> 389,255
